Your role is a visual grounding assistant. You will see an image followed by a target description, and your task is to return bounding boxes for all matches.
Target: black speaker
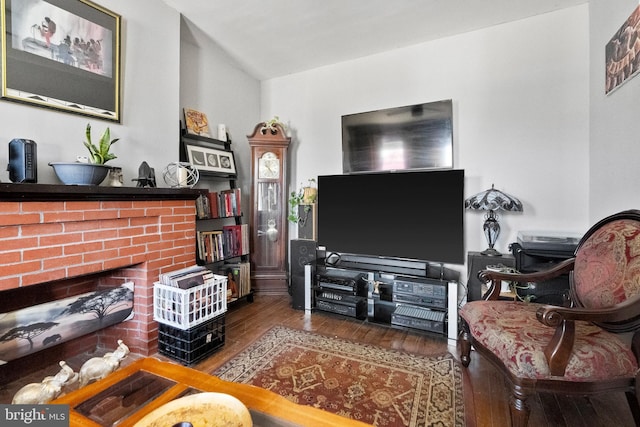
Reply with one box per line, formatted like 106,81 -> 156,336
8,139 -> 37,183
290,239 -> 317,310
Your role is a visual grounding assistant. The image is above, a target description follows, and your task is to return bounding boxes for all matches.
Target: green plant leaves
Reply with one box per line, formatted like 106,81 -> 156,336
84,123 -> 119,165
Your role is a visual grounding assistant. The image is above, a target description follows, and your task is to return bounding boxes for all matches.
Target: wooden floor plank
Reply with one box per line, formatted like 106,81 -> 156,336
1,294 -> 637,426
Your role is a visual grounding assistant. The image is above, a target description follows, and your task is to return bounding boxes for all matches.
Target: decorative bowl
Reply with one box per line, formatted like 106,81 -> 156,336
133,392 -> 252,427
49,162 -> 110,186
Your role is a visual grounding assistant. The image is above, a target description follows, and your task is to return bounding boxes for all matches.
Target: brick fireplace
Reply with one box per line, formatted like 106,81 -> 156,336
0,183 -> 201,384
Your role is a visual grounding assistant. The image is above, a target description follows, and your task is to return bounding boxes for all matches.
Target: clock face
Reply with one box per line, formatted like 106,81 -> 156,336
258,152 -> 280,179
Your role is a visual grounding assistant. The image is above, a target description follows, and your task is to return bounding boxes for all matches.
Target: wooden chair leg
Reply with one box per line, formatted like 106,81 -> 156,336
509,385 -> 530,427
626,389 -> 640,425
459,319 -> 472,367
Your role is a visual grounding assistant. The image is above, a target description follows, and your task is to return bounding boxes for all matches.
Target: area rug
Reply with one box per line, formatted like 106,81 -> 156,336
214,326 -> 465,427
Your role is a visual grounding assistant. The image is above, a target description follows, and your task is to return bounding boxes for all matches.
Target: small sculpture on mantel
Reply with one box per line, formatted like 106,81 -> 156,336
78,339 -> 129,387
132,161 -> 156,187
12,360 -> 78,404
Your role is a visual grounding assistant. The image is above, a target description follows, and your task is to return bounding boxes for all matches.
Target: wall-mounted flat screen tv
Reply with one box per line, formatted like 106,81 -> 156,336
317,169 -> 465,266
342,100 -> 453,174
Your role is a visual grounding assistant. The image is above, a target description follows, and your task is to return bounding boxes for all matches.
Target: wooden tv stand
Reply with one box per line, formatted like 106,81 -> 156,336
53,357 -> 369,426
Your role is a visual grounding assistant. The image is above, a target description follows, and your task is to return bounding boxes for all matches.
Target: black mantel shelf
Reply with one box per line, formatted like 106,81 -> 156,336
0,183 -> 203,202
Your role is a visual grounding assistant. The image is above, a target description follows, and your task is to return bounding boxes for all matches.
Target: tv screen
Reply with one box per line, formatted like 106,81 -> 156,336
342,100 -> 453,174
317,169 -> 465,265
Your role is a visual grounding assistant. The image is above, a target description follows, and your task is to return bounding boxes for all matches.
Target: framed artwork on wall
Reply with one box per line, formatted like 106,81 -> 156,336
185,143 -> 237,176
183,108 -> 212,137
605,4 -> 640,95
1,0 -> 122,122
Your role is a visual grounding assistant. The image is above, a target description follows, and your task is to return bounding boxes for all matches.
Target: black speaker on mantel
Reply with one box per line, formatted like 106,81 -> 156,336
8,139 -> 37,183
290,239 -> 317,310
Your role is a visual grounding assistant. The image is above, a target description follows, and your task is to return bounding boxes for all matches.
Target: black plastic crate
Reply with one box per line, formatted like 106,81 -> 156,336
158,314 -> 225,365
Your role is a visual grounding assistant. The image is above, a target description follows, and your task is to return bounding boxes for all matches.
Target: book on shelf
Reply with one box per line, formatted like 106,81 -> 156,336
222,224 -> 250,258
195,193 -> 211,219
206,188 -> 242,218
197,230 -> 223,263
197,224 -> 249,263
206,192 -> 218,218
183,108 -> 211,137
218,262 -> 251,301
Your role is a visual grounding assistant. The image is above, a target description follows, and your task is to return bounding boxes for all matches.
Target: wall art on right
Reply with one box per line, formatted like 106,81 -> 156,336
605,4 -> 640,94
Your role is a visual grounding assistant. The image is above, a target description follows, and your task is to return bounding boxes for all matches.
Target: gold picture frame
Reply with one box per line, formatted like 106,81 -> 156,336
1,0 -> 122,121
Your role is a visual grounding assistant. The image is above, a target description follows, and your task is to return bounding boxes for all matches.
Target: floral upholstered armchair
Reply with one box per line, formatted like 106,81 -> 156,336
459,210 -> 640,427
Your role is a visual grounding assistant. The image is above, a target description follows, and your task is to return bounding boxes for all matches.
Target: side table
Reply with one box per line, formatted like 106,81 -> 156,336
466,251 -> 515,301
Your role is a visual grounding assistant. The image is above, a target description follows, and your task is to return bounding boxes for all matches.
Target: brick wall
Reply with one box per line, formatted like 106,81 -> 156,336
0,197 -> 197,380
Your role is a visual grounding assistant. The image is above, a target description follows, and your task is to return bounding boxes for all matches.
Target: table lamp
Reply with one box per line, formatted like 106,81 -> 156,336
465,184 -> 523,256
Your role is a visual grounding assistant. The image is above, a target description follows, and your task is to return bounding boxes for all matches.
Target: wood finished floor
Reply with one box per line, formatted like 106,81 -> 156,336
1,294 -> 636,426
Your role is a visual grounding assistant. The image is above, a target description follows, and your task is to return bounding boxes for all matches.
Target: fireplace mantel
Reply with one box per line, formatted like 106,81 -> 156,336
0,183 -> 202,201
0,185 -> 202,383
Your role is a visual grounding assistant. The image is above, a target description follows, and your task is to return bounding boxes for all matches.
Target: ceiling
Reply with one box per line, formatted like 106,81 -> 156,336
161,0 -> 588,80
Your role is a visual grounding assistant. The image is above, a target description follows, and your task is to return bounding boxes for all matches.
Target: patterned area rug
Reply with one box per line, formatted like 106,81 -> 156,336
214,326 -> 464,426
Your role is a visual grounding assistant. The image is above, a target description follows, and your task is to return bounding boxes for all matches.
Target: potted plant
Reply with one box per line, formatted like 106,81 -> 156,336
83,123 -> 119,165
288,178 -> 317,224
261,116 -> 284,135
49,124 -> 120,185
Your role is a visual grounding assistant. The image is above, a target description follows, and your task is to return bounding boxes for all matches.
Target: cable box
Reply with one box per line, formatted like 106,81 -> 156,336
391,305 -> 446,334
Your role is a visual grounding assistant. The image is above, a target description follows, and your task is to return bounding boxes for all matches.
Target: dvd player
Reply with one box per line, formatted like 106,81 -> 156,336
393,277 -> 447,309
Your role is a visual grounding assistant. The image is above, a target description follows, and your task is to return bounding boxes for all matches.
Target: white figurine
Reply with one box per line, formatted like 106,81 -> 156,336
78,339 -> 129,387
12,361 -> 78,404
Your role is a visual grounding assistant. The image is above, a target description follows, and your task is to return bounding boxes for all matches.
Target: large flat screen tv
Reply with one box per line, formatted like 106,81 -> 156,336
317,169 -> 465,266
342,100 -> 453,174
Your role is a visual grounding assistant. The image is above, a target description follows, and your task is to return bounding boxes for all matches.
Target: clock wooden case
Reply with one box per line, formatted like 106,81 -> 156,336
248,122 -> 291,295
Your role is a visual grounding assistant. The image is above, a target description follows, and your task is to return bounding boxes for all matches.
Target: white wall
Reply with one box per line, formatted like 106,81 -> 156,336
589,0 -> 640,222
179,18 -> 260,202
0,1 -> 181,186
261,5 -> 591,274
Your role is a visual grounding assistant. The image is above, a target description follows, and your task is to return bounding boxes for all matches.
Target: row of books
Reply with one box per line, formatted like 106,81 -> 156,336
218,262 -> 251,301
197,224 -> 249,263
196,189 -> 242,219
159,265 -> 214,289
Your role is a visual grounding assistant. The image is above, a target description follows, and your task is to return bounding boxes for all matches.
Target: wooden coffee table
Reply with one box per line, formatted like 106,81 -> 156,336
52,357 -> 370,426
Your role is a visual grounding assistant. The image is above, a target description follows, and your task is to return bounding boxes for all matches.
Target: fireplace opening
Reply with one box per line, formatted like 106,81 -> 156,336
0,267 -> 140,385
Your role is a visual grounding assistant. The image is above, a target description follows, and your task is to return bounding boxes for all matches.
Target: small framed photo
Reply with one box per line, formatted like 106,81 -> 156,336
186,144 -> 237,176
1,0 -> 122,121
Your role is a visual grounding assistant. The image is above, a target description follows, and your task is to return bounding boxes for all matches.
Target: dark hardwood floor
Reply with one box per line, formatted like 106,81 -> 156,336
1,294 -> 636,426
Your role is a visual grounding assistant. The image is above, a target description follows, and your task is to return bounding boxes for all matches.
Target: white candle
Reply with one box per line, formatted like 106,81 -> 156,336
177,165 -> 188,187
217,124 -> 227,141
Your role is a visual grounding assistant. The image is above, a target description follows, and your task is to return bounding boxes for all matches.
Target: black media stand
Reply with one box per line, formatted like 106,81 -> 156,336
314,252 -> 460,343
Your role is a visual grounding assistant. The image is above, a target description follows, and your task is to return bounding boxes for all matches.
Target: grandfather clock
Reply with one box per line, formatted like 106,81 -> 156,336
248,122 -> 290,295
